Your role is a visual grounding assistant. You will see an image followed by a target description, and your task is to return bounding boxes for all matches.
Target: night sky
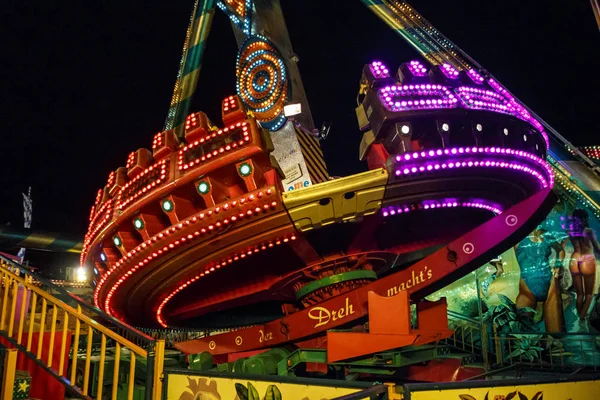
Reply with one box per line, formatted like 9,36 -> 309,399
2,1 -> 599,272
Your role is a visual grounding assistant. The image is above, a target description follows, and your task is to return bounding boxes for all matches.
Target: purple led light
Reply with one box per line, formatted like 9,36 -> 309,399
488,78 -> 549,150
382,198 -> 503,217
467,69 -> 485,84
370,61 -> 390,79
378,84 -> 458,112
455,86 -> 512,114
408,60 -> 428,77
392,146 -> 554,189
441,63 -> 460,79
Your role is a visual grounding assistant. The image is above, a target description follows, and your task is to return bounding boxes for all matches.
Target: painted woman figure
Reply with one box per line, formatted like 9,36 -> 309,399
568,208 -> 599,328
514,219 -> 566,332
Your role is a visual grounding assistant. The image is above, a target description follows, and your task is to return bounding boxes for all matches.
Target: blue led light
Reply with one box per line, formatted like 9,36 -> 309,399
216,0 -> 253,35
236,35 -> 290,131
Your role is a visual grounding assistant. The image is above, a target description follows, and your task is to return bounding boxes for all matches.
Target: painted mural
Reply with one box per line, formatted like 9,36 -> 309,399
167,373 -> 367,400
428,196 -> 600,363
407,379 -> 600,399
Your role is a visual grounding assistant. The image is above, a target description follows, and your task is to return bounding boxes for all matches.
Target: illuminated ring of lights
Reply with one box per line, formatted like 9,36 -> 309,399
505,215 -> 518,226
236,35 -> 289,131
462,242 -> 475,254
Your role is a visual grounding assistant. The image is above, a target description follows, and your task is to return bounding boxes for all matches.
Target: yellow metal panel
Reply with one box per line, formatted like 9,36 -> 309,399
408,379 -> 600,399
282,168 -> 388,232
165,373 -> 366,400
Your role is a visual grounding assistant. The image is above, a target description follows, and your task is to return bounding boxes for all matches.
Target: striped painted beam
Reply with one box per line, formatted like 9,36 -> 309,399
359,0 -> 472,70
164,0 -> 216,136
0,226 -> 82,253
593,0 -> 600,31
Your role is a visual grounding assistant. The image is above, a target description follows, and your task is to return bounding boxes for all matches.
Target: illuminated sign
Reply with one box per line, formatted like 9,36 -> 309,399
284,103 -> 302,117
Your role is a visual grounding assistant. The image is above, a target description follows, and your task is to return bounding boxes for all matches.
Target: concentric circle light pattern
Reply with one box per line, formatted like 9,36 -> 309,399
236,35 -> 289,131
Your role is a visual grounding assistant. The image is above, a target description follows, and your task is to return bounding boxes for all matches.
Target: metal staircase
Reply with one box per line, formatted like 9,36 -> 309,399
0,254 -> 165,400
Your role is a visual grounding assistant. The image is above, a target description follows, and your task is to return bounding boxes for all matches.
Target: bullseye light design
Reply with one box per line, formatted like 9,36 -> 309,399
382,199 -> 503,217
236,35 -> 289,131
393,147 -> 553,189
95,188 -> 277,314
156,233 -> 298,327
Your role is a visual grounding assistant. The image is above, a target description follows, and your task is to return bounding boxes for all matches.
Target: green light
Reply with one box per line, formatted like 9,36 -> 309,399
134,218 -> 144,230
238,162 -> 252,177
197,181 -> 210,195
113,236 -> 122,247
162,199 -> 173,212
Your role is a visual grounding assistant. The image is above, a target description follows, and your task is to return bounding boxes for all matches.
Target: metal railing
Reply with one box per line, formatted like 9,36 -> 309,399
0,347 -> 18,400
445,322 -> 481,355
0,255 -> 165,400
492,333 -> 600,370
134,328 -> 208,349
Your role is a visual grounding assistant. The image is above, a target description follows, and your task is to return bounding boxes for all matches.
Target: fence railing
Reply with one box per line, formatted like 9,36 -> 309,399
0,255 -> 165,400
492,333 -> 600,370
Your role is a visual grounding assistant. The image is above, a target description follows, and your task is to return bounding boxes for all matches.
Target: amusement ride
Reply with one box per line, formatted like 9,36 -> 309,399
1,1 -> 600,398
82,0 -> 597,368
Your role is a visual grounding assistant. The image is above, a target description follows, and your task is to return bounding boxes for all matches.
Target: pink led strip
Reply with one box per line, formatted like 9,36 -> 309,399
94,188 -> 276,313
488,79 -> 550,149
178,121 -> 251,171
455,86 -> 512,114
393,147 -> 554,189
378,84 -> 458,112
369,61 -> 390,79
156,234 -> 298,327
382,199 -> 503,217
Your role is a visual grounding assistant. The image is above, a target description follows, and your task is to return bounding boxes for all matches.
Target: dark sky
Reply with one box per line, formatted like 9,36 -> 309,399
2,1 -> 599,271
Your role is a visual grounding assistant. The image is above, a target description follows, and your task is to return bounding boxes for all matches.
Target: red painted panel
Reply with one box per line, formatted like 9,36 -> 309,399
0,331 -> 72,400
174,188 -> 553,355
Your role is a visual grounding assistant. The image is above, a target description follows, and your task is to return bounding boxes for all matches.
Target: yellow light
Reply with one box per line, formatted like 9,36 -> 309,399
77,267 -> 87,282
